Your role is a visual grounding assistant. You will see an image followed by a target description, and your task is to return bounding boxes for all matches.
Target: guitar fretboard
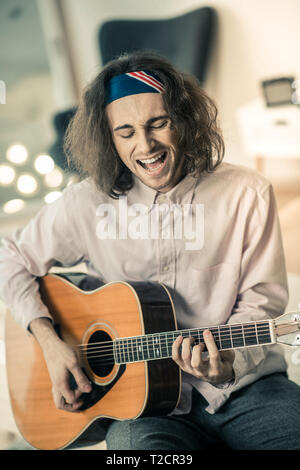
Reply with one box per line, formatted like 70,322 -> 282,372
113,320 -> 273,364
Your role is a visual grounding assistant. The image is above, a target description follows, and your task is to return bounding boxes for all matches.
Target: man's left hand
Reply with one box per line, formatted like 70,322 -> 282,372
172,329 -> 235,385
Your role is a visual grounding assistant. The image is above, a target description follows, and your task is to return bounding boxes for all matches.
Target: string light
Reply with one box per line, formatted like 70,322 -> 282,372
0,164 -> 16,185
6,143 -> 28,165
34,154 -> 55,175
3,199 -> 25,214
17,173 -> 38,195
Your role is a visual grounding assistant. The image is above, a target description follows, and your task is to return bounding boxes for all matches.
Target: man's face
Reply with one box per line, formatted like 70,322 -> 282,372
106,93 -> 184,193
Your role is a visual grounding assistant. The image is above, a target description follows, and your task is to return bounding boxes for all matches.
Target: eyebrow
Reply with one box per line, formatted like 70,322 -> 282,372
113,114 -> 169,132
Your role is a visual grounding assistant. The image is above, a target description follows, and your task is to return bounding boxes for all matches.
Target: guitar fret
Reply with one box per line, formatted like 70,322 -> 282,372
147,334 -> 153,359
128,337 -> 132,362
218,325 -> 232,350
132,337 -> 137,362
137,336 -> 143,361
254,322 -> 259,345
241,324 -> 246,347
257,321 -> 272,344
149,334 -> 154,359
243,324 -> 259,346
133,337 -> 137,361
229,325 -> 233,348
120,340 -> 123,363
160,334 -> 165,356
217,325 -> 222,349
166,333 -> 172,357
121,338 -> 125,363
230,325 -> 245,348
148,334 -> 153,359
129,337 -> 132,361
114,339 -> 120,363
152,334 -> 158,359
125,338 -> 129,362
157,334 -> 162,359
143,336 -> 149,360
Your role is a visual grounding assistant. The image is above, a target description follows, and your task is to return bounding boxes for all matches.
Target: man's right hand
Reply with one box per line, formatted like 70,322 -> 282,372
29,318 -> 92,412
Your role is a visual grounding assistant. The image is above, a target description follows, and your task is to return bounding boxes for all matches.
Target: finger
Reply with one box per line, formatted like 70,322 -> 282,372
53,387 -> 83,413
181,337 -> 195,364
70,364 -> 92,393
58,375 -> 84,404
59,383 -> 76,404
61,395 -> 83,413
190,342 -> 206,369
172,335 -> 184,363
203,329 -> 221,371
52,388 -> 73,410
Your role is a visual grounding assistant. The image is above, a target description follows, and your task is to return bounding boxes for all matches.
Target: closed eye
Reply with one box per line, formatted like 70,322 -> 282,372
119,132 -> 134,139
150,120 -> 168,129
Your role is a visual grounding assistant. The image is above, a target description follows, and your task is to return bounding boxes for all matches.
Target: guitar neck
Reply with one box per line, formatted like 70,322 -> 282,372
114,319 -> 275,364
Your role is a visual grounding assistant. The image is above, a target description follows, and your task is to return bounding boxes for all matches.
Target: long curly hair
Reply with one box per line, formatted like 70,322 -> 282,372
64,51 -> 224,198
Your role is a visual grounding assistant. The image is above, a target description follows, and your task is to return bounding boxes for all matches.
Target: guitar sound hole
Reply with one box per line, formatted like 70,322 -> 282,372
86,330 -> 114,377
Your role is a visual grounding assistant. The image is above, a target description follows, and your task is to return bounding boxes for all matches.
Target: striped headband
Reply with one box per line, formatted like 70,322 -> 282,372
105,70 -> 164,106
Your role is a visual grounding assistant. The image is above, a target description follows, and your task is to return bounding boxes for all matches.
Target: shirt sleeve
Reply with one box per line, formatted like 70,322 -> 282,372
0,186 -> 84,331
228,183 -> 289,385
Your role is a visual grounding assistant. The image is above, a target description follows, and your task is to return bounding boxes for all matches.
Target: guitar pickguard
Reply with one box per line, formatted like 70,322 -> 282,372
68,365 -> 126,411
54,323 -> 126,411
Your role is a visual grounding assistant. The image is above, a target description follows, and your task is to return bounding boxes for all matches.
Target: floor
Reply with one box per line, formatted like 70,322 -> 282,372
0,184 -> 299,451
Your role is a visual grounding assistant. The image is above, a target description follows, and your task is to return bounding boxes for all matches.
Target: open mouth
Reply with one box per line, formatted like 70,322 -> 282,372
137,152 -> 167,172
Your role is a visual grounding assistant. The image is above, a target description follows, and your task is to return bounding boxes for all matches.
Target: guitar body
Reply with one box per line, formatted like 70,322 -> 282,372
5,274 -> 181,450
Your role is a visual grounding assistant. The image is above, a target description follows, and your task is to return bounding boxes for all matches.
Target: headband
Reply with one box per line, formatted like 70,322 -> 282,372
105,70 -> 164,106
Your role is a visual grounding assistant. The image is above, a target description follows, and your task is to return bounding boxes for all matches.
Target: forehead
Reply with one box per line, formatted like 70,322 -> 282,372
106,93 -> 166,127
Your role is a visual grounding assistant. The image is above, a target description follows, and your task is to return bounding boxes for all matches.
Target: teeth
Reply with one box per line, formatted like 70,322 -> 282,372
139,153 -> 164,164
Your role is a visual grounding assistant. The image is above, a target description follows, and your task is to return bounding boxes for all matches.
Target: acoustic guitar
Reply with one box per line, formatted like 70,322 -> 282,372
5,273 -> 300,450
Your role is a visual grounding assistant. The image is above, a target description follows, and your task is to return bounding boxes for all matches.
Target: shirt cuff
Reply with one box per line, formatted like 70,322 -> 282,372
231,347 -> 266,385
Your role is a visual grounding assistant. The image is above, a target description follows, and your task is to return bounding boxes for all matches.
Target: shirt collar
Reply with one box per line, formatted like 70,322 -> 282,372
127,173 -> 197,211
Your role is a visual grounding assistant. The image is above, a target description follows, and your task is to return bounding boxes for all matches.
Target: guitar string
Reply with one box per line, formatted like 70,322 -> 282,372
77,329 -> 272,364
77,328 -> 270,352
76,323 -> 271,349
77,335 -> 273,368
78,320 -> 270,347
77,329 -> 272,360
76,325 -> 271,356
77,328 -> 274,367
81,335 -> 270,359
76,321 -> 272,350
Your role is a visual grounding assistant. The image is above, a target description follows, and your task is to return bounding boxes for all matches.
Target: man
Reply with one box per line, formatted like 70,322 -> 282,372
1,51 -> 300,450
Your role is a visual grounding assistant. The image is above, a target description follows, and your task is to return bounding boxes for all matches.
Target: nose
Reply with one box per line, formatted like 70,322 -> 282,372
136,130 -> 155,156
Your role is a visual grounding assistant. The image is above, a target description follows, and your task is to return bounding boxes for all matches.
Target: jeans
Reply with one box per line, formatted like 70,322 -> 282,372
106,373 -> 300,450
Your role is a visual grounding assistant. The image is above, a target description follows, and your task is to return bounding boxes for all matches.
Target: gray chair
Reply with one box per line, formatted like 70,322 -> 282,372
99,7 -> 217,84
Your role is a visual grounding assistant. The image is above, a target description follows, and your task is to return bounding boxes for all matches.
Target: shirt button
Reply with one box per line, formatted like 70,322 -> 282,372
158,195 -> 167,203
163,265 -> 169,271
